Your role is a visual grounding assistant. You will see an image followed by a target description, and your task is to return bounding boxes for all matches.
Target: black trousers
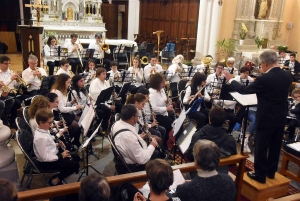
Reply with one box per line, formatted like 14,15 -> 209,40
60,112 -> 81,147
170,82 -> 178,97
47,61 -> 60,75
156,113 -> 174,147
188,107 -> 210,130
254,127 -> 285,178
0,96 -> 16,127
67,58 -> 87,74
288,119 -> 299,139
0,100 -> 5,119
27,90 -> 39,97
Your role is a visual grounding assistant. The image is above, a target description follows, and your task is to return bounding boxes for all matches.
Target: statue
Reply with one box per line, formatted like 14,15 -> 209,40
67,7 -> 73,20
257,0 -> 270,19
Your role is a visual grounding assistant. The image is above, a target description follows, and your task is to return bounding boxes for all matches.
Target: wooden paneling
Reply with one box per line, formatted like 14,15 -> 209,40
0,32 -> 17,53
102,4 -> 118,39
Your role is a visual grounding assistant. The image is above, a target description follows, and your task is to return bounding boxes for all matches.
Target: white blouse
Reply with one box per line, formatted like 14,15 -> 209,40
149,88 -> 168,116
52,89 -> 77,113
127,67 -> 144,86
89,78 -> 111,106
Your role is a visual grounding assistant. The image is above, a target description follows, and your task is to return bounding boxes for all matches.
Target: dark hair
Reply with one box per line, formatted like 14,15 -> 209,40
279,50 -> 286,54
45,92 -> 58,102
205,55 -> 213,59
150,54 -> 156,59
191,72 -> 207,88
121,104 -> 137,121
86,59 -> 97,72
215,62 -> 225,69
72,75 -> 86,99
71,33 -> 78,38
126,93 -> 146,105
193,140 -> 221,171
96,67 -> 106,77
59,58 -> 69,66
79,173 -> 110,201
149,73 -> 164,90
95,33 -> 102,39
36,108 -> 54,125
28,95 -> 50,119
0,179 -> 18,201
0,55 -> 10,64
137,87 -> 149,95
110,61 -> 118,67
146,159 -> 173,195
290,53 -> 296,57
51,74 -> 71,96
46,35 -> 57,46
240,66 -> 251,74
209,106 -> 226,127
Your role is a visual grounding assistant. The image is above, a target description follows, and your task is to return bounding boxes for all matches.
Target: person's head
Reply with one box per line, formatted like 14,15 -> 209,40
172,54 -> 184,64
226,57 -> 235,67
146,159 -> 173,195
0,179 -> 18,201
36,108 -> 54,129
133,56 -> 140,68
150,55 -> 157,66
87,59 -> 96,71
126,93 -> 146,110
47,35 -> 57,46
215,62 -> 224,75
269,44 -> 276,51
110,61 -> 118,72
290,53 -> 296,62
72,75 -> 85,89
209,106 -> 226,127
121,104 -> 138,126
0,55 -> 10,71
28,55 -> 38,69
51,74 -> 71,95
71,33 -> 78,44
96,68 -> 107,81
60,58 -> 69,70
193,140 -> 221,171
137,87 -> 150,102
95,32 -> 102,43
45,92 -> 59,109
191,72 -> 207,88
28,95 -> 50,119
258,49 -> 279,72
292,88 -> 300,102
279,50 -> 287,58
150,73 -> 165,90
79,173 -> 110,201
240,66 -> 251,79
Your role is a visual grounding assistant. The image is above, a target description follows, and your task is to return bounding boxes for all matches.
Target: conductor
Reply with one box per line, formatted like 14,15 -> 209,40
223,49 -> 293,184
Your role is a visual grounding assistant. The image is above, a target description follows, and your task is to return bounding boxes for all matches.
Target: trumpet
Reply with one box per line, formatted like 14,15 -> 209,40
114,71 -> 120,81
34,67 -> 45,81
150,65 -> 157,76
11,70 -> 30,88
1,85 -> 17,95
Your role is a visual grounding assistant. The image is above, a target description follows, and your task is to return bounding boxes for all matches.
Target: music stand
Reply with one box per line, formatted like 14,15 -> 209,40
118,82 -> 131,98
82,48 -> 95,59
78,122 -> 102,181
95,86 -> 115,106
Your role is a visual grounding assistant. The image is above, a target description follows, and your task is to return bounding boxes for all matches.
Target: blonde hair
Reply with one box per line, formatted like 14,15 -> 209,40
292,88 -> 300,97
28,95 -> 50,119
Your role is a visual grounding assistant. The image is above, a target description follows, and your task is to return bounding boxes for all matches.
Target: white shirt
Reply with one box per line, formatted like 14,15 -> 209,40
0,68 -> 20,94
149,88 -> 168,116
30,118 -> 62,138
89,78 -> 111,106
56,68 -> 70,76
183,85 -> 210,107
71,89 -> 90,114
206,73 -> 224,95
144,64 -> 163,83
22,67 -> 47,92
224,67 -> 239,76
143,102 -> 153,122
167,63 -> 189,82
65,41 -> 83,58
43,44 -> 59,63
196,64 -> 215,74
84,69 -> 96,84
111,120 -> 155,165
52,89 -> 77,113
127,67 -> 144,86
233,75 -> 254,84
33,128 -> 59,162
279,54 -> 290,65
88,41 -> 111,59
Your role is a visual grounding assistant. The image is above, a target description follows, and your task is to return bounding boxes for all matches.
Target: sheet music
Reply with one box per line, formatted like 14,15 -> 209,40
169,169 -> 185,190
179,126 -> 197,153
230,92 -> 257,106
81,106 -> 95,136
287,142 -> 300,152
173,109 -> 186,136
82,123 -> 101,148
78,105 -> 89,127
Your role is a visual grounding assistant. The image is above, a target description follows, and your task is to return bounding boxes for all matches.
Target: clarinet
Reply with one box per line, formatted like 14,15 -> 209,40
164,88 -> 176,120
49,127 -> 72,160
57,107 -> 72,149
69,87 -> 83,113
148,101 -> 158,130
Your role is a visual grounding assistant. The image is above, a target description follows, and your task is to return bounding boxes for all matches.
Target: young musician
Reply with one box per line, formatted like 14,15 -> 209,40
107,61 -> 121,93
183,72 -> 210,130
56,58 -> 71,76
44,35 -> 59,75
33,108 -> 80,186
224,57 -> 238,76
128,56 -> 144,94
83,59 -> 97,86
22,55 -> 48,96
287,88 -> 300,142
65,33 -> 87,74
206,62 -> 225,96
233,66 -> 254,84
279,50 -> 290,65
71,75 -> 90,115
88,32 -> 111,71
284,52 -> 300,78
144,55 -> 163,84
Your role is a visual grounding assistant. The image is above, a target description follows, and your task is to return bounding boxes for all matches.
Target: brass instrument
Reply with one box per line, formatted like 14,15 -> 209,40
201,57 -> 213,75
76,40 -> 84,67
176,63 -> 186,79
11,70 -> 30,88
141,56 -> 149,65
150,65 -> 157,76
35,67 -> 45,81
101,41 -> 109,51
114,71 -> 120,81
1,85 -> 17,95
153,30 -> 164,60
69,70 -> 75,78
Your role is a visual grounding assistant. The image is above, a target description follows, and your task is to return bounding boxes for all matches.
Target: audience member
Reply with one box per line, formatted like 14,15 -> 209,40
0,179 -> 18,201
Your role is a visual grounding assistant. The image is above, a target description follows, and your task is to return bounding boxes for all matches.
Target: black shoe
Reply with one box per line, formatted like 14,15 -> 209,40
267,173 -> 275,179
247,172 -> 266,184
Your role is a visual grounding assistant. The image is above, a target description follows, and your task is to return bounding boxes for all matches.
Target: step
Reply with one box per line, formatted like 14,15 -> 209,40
241,172 -> 291,201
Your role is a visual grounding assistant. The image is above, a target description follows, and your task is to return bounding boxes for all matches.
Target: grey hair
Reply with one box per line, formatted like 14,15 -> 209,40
193,139 -> 220,171
95,32 -> 102,39
258,49 -> 278,65
28,55 -> 38,62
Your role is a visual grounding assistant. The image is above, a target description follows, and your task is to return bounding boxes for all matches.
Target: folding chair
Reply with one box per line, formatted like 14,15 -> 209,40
22,106 -> 30,127
16,117 -> 32,135
177,80 -> 188,94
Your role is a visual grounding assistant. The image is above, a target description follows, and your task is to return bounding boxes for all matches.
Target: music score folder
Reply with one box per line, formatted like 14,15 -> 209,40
229,92 -> 258,106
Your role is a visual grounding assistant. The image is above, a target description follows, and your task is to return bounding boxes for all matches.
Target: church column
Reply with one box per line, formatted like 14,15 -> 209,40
19,0 -> 24,25
191,0 -> 208,65
127,0 -> 140,41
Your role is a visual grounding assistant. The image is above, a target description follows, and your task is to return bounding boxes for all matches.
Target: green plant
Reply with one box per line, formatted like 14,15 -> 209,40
254,36 -> 264,48
216,39 -> 235,58
277,45 -> 288,52
239,23 -> 248,40
45,31 -> 57,37
183,60 -> 192,66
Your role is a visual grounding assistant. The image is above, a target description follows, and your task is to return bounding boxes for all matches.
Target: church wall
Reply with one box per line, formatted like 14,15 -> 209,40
219,0 -> 238,41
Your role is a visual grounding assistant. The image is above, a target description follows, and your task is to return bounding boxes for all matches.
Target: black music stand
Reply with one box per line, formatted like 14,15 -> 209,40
118,82 -> 131,99
82,48 -> 95,59
95,86 -> 115,106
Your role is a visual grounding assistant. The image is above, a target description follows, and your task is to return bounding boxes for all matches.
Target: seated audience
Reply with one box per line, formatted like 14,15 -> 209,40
0,179 -> 18,201
172,140 -> 236,201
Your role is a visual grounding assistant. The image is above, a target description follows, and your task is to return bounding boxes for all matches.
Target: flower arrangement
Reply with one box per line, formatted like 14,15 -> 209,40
239,23 -> 248,40
254,36 -> 264,48
277,45 -> 288,52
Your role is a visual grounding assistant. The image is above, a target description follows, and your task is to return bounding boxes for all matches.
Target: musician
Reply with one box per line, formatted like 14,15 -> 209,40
51,74 -> 83,148
206,62 -> 225,95
287,88 -> 300,142
33,109 -> 80,186
88,32 -> 111,71
149,73 -> 175,147
44,35 -> 59,75
83,59 -> 97,86
196,55 -> 215,75
71,75 -> 90,115
56,58 -> 71,76
278,50 -> 290,65
65,33 -> 87,74
284,53 -> 300,79
22,55 -> 48,96
107,61 -> 121,93
183,72 -> 210,130
128,56 -> 144,94
144,55 -> 163,84
111,104 -> 160,173
224,57 -> 238,76
233,66 -> 254,84
223,49 -> 293,184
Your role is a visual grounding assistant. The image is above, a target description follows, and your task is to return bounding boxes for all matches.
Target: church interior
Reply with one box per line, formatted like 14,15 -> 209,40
1,0 -> 300,200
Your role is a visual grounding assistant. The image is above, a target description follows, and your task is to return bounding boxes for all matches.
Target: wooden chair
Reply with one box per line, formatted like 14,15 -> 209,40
280,148 -> 300,182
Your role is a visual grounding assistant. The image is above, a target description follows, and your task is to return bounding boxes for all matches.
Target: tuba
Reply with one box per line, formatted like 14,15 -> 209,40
140,56 -> 149,65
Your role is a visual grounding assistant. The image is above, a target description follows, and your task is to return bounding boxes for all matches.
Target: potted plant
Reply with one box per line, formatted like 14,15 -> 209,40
216,39 -> 235,59
277,45 -> 288,52
239,23 -> 248,45
255,36 -> 264,50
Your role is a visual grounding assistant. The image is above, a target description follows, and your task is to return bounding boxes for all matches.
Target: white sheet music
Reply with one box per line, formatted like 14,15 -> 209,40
173,109 -> 186,136
179,126 -> 197,153
169,169 -> 185,190
230,92 -> 257,106
81,106 -> 95,136
82,123 -> 101,148
287,142 -> 300,152
78,105 -> 90,127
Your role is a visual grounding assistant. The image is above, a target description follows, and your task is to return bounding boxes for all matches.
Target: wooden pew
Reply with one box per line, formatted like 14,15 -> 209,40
17,154 -> 248,201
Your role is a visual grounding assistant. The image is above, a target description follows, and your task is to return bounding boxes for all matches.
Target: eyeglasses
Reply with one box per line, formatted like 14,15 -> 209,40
44,121 -> 53,124
2,62 -> 10,65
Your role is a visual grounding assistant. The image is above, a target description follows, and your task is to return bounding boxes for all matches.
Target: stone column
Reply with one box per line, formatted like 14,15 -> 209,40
203,0 -> 213,56
19,0 -> 24,24
127,0 -> 140,41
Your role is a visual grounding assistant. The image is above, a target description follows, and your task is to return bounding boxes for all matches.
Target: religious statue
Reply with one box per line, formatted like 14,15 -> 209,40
67,7 -> 73,20
257,0 -> 270,19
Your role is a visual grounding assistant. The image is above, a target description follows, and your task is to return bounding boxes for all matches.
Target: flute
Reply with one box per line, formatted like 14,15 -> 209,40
188,84 -> 207,105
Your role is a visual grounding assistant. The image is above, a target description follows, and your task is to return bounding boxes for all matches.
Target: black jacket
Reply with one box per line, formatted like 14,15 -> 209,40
290,102 -> 300,125
284,60 -> 300,74
185,124 -> 237,162
230,67 -> 293,129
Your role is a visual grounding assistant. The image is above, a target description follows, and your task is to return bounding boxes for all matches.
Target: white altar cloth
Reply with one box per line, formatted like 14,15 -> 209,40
64,39 -> 137,47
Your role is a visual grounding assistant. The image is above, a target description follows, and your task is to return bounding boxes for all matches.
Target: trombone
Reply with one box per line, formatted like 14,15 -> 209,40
76,39 -> 84,68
